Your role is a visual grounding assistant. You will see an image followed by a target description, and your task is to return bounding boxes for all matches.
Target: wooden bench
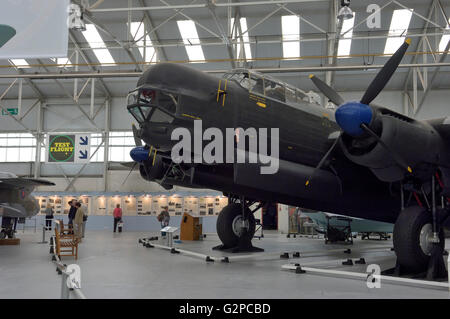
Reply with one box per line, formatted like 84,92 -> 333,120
54,220 -> 79,260
55,219 -> 73,238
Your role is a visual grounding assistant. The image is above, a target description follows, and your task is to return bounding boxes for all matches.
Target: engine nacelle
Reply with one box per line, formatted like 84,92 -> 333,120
340,113 -> 441,182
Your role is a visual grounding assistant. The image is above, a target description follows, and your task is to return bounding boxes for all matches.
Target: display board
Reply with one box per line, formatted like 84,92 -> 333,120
36,194 -> 228,217
46,134 -> 91,164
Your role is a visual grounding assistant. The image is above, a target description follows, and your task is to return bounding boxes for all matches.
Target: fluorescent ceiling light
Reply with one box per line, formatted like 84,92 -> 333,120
177,20 -> 205,62
51,58 -> 72,67
128,21 -> 157,63
281,15 -> 300,59
384,9 -> 413,55
439,19 -> 450,53
231,17 -> 252,60
9,59 -> 30,68
81,24 -> 116,65
337,14 -> 355,58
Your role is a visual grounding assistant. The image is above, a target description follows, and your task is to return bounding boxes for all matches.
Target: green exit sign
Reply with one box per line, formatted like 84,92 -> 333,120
2,108 -> 18,116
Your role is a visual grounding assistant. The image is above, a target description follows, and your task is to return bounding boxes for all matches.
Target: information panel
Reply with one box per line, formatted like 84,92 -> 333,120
47,134 -> 91,164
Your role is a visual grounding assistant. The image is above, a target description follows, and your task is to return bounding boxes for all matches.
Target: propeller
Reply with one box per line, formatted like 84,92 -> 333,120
306,39 -> 412,187
132,123 -> 142,147
121,124 -> 146,186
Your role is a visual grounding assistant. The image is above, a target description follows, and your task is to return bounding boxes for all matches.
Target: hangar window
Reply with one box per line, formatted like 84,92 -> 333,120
177,20 -> 205,63
231,17 -> 252,60
51,57 -> 72,68
9,59 -> 30,69
81,24 -> 116,65
384,9 -> 413,54
90,133 -> 105,162
128,21 -> 157,63
337,14 -> 355,58
281,15 -> 300,59
439,19 -> 450,53
108,131 -> 134,162
0,133 -> 36,162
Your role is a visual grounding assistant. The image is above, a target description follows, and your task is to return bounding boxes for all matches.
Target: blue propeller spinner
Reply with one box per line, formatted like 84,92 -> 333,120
130,146 -> 149,163
334,102 -> 373,137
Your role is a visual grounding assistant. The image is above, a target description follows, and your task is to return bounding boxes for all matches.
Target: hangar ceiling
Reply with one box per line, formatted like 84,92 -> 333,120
0,0 -> 448,103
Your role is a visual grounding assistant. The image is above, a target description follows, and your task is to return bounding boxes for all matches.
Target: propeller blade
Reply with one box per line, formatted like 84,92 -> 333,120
132,123 -> 142,147
360,39 -> 411,105
309,74 -> 345,106
305,133 -> 342,187
360,123 -> 412,174
121,162 -> 138,187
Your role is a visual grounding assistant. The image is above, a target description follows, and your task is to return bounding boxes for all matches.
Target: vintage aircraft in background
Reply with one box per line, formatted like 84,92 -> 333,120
0,172 -> 55,238
300,210 -> 393,243
125,39 -> 450,278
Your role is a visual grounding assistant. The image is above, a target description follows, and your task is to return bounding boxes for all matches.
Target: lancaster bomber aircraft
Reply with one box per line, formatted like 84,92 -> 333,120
0,172 -> 54,238
125,40 -> 450,277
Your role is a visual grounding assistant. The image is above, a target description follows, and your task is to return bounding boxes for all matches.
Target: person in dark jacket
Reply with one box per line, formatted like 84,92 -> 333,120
68,200 -> 77,233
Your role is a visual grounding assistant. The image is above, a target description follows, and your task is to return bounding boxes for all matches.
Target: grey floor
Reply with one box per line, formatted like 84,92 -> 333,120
0,229 -> 449,299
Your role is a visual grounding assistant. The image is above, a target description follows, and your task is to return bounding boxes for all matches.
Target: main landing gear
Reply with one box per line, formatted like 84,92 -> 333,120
214,196 -> 264,253
0,217 -> 17,239
390,173 -> 450,280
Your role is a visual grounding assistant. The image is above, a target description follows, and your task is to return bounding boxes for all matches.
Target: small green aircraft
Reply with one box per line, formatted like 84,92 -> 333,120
0,25 -> 16,48
0,172 -> 54,238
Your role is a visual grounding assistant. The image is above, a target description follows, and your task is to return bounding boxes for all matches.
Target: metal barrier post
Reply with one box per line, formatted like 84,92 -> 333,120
60,271 -> 70,299
38,225 -> 48,244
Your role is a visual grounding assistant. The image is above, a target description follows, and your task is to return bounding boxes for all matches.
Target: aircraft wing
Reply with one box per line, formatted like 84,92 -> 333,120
0,178 -> 55,188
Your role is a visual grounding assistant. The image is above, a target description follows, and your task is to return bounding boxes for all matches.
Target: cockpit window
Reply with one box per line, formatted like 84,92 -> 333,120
223,69 -> 320,106
151,109 -> 174,123
250,73 -> 264,95
126,88 -> 176,124
264,80 -> 285,102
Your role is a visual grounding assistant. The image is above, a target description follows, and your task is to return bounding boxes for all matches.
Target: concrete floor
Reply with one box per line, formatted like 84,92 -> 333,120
0,229 -> 449,299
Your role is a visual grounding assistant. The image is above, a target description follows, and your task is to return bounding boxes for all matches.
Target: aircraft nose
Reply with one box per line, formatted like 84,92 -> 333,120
130,146 -> 149,163
335,102 -> 373,137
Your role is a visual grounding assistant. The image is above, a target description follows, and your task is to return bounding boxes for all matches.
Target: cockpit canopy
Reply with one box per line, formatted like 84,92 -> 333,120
127,87 -> 178,125
223,69 -> 319,105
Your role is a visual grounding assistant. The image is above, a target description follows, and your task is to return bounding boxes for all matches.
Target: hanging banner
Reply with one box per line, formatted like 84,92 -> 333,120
47,134 -> 91,164
0,0 -> 69,59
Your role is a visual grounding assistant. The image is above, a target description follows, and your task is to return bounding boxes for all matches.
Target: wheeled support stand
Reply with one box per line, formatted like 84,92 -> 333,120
214,196 -> 264,253
387,173 -> 449,281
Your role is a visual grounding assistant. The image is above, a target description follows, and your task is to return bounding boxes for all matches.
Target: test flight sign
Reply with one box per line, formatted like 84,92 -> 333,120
47,134 -> 91,164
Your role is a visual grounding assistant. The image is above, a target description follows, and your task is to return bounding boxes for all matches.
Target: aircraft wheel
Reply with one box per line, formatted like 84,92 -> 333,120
216,203 -> 256,248
393,206 -> 445,272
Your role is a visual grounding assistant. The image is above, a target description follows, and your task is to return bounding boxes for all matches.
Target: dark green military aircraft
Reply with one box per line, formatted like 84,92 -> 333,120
0,172 -> 54,238
126,39 -> 450,277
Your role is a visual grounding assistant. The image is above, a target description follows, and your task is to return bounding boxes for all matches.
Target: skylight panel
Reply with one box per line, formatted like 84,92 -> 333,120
337,15 -> 355,58
51,58 -> 72,67
439,19 -> 450,53
177,20 -> 205,62
9,59 -> 30,68
81,24 -> 116,65
384,9 -> 413,55
129,21 -> 157,63
281,15 -> 300,59
231,18 -> 252,60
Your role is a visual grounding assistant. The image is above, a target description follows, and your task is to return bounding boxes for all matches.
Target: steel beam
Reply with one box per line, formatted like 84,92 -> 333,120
1,62 -> 450,80
89,0 -> 328,12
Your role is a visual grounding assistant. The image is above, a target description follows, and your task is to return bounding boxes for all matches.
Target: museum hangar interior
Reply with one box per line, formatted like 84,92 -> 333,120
0,0 -> 450,299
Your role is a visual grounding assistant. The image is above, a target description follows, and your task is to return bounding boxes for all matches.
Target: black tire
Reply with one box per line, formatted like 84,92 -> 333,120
393,206 -> 445,272
216,203 -> 256,248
